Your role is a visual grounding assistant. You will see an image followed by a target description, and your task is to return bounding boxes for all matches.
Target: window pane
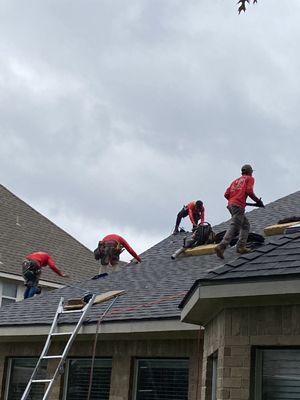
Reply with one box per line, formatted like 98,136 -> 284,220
135,359 -> 189,400
1,298 -> 16,306
257,349 -> 300,399
2,282 -> 17,298
7,358 -> 46,400
65,358 -> 112,400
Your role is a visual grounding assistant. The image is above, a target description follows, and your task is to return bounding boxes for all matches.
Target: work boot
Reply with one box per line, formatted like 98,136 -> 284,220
236,246 -> 252,255
215,245 -> 225,259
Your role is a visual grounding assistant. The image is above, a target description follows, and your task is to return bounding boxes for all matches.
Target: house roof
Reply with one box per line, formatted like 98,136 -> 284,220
201,231 -> 300,282
0,189 -> 299,328
0,184 -> 99,285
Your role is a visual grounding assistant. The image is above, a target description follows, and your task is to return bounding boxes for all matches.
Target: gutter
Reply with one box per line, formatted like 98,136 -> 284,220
179,272 -> 300,309
0,318 -> 199,341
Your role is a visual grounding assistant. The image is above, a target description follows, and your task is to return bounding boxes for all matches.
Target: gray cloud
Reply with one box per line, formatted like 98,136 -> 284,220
0,0 -> 299,256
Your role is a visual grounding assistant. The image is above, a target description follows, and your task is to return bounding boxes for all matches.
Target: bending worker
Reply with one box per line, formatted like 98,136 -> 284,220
173,200 -> 205,234
94,234 -> 141,268
22,251 -> 68,299
215,164 -> 264,259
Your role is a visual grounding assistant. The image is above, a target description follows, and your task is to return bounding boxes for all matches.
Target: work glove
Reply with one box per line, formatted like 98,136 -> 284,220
256,199 -> 265,208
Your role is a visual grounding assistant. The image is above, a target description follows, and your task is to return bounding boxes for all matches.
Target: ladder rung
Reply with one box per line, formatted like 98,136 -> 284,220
61,309 -> 84,314
42,355 -> 62,359
32,379 -> 52,383
51,332 -> 73,336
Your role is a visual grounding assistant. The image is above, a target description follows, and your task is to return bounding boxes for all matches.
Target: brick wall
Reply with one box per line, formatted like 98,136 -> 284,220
201,304 -> 300,400
0,335 -> 202,400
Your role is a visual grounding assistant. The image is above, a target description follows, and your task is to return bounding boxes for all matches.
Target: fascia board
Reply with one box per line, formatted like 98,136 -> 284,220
181,278 -> 300,325
0,319 -> 199,341
200,279 -> 300,299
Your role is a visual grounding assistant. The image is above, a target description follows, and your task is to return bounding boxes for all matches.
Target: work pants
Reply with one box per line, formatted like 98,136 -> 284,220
22,260 -> 41,299
24,286 -> 39,299
175,207 -> 199,231
220,205 -> 250,249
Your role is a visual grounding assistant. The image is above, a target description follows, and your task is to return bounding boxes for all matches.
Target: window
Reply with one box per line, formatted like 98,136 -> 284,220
5,358 -> 47,400
64,358 -> 112,400
0,281 -> 18,306
254,348 -> 300,399
134,359 -> 189,400
205,352 -> 218,400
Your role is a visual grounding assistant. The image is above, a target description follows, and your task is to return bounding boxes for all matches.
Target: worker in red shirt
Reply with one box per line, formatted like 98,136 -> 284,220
215,164 -> 264,259
22,252 -> 68,299
94,234 -> 141,271
173,200 -> 205,234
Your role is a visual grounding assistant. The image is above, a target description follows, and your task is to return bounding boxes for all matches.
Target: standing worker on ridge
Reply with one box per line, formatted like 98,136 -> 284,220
22,251 -> 69,299
173,200 -> 205,234
215,164 -> 264,259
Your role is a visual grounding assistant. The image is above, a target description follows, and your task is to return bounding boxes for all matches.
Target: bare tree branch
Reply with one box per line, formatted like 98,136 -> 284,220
238,0 -> 257,14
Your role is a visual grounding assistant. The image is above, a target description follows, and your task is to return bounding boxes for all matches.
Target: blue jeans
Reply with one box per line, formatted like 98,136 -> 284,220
24,286 -> 38,299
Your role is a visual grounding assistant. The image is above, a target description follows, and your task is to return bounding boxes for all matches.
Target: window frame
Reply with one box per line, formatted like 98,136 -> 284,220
132,357 -> 190,400
62,357 -> 113,400
4,357 -> 40,400
0,281 -> 18,306
211,352 -> 218,400
252,346 -> 300,400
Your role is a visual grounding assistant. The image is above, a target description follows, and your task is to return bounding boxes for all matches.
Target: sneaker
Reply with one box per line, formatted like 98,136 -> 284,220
215,245 -> 225,259
236,246 -> 252,255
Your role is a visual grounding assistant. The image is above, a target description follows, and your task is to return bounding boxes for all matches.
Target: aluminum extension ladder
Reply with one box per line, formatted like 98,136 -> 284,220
20,295 -> 96,400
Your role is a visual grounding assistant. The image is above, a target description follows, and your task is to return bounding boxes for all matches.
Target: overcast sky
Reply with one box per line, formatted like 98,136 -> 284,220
0,0 -> 299,260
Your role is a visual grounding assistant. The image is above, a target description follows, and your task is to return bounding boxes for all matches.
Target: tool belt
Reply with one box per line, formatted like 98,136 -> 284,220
96,240 -> 124,266
22,259 -> 42,286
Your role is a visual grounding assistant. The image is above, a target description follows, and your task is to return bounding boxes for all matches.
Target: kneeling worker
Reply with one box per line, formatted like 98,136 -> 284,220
95,234 -> 141,269
22,251 -> 68,299
173,200 -> 205,234
215,164 -> 264,259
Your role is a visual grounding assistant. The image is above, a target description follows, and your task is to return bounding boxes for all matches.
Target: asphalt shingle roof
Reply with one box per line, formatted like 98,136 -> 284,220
0,184 -> 99,284
203,231 -> 300,281
0,189 -> 299,327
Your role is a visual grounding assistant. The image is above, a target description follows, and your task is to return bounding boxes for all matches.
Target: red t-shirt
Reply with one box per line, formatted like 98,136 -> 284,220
186,202 -> 205,225
102,234 -> 141,262
224,175 -> 259,209
26,252 -> 64,277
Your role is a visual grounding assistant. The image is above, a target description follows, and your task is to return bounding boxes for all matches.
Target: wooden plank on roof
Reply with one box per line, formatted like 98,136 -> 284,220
93,290 -> 126,305
264,221 -> 300,236
184,244 -> 218,257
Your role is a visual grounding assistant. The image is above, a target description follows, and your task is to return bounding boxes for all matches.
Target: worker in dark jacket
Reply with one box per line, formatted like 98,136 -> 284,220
215,164 -> 264,259
22,252 -> 68,299
95,234 -> 141,267
173,200 -> 205,234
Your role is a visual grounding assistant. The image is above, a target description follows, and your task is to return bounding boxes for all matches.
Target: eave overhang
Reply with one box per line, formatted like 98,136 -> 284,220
181,275 -> 300,326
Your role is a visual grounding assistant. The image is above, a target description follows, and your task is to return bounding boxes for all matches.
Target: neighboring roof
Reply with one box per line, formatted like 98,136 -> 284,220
0,190 -> 299,328
202,231 -> 300,282
0,184 -> 100,284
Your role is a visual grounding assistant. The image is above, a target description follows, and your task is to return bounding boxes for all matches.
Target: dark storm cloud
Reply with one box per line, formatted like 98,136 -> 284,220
0,0 -> 299,254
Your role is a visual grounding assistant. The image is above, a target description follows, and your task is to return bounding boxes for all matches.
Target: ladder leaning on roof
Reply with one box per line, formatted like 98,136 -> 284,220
20,295 -> 96,400
20,290 -> 125,400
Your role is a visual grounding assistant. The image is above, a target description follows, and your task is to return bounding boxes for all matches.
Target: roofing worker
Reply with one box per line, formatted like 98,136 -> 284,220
173,200 -> 205,234
94,234 -> 141,267
215,164 -> 264,259
22,252 -> 68,299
